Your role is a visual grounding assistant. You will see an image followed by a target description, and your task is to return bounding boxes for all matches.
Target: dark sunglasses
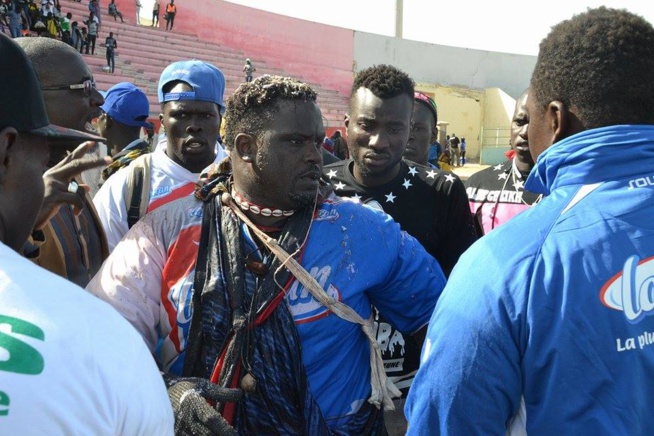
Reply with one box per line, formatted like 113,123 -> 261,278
42,79 -> 97,97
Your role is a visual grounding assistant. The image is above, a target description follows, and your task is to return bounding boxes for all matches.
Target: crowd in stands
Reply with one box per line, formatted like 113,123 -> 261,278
2,6 -> 654,436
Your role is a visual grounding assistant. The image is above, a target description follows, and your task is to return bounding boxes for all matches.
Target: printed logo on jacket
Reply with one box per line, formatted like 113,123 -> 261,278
600,255 -> 654,352
286,265 -> 341,324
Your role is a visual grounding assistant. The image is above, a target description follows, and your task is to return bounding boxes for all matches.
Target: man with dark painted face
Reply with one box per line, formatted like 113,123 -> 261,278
0,32 -> 174,435
87,75 -> 445,434
93,60 -> 227,251
465,89 -> 541,235
323,64 -> 476,435
16,37 -> 112,288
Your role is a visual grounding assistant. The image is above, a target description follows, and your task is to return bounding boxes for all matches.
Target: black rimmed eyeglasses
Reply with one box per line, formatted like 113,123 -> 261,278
42,79 -> 97,97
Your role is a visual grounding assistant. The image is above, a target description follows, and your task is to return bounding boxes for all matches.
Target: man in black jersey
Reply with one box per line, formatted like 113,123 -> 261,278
322,64 -> 477,435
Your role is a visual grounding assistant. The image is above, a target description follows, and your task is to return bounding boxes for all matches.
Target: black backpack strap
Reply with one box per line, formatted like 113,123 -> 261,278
127,167 -> 144,229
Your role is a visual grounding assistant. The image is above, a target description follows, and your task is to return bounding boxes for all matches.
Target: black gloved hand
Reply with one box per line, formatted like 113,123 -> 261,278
164,375 -> 243,436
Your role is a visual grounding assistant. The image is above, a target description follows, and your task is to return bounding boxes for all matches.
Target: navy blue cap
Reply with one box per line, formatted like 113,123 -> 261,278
157,60 -> 225,114
100,82 -> 150,128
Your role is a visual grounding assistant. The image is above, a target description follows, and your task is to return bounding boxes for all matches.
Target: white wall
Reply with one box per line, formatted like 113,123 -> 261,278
353,32 -> 536,99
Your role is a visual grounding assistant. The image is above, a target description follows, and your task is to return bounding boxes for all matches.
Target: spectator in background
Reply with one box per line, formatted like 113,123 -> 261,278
331,129 -> 348,159
321,135 -> 334,154
465,90 -> 540,236
427,140 -> 441,167
44,11 -> 58,37
134,0 -> 140,25
15,0 -> 28,28
242,57 -> 256,82
27,0 -> 39,28
97,82 -> 150,159
0,2 -> 8,35
7,0 -> 22,38
59,11 -> 71,44
40,0 -> 53,20
88,0 -> 100,26
84,11 -> 97,54
449,132 -> 461,167
460,136 -> 466,165
438,134 -> 453,171
107,0 -> 123,22
78,25 -> 89,53
144,122 -> 155,148
164,0 -> 175,30
404,91 -> 438,167
151,0 -> 158,26
69,20 -> 80,49
104,30 -> 116,73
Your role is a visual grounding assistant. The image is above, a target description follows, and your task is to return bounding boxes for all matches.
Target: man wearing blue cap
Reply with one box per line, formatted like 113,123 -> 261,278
97,82 -> 150,158
0,32 -> 174,435
93,60 -> 228,251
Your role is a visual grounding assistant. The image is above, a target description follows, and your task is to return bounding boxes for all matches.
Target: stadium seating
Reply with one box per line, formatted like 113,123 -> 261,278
60,1 -> 348,128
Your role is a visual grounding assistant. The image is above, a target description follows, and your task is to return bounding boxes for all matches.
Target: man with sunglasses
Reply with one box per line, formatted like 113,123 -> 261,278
16,37 -> 111,287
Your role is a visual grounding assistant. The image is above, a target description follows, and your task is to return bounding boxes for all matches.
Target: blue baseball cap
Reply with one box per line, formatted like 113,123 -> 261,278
157,60 -> 225,114
100,82 -> 150,128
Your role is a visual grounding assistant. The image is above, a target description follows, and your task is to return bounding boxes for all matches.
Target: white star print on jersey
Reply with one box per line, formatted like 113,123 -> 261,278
498,172 -> 509,180
326,169 -> 337,179
385,192 -> 396,203
494,164 -> 503,171
444,174 -> 456,183
351,193 -> 362,203
408,166 -> 418,176
426,170 -> 437,179
334,181 -> 346,190
403,179 -> 413,189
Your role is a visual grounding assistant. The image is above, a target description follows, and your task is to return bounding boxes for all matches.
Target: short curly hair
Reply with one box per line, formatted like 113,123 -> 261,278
530,7 -> 654,128
223,75 -> 317,149
349,64 -> 415,111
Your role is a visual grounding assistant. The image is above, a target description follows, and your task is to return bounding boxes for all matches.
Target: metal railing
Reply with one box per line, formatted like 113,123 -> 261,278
479,127 -> 511,165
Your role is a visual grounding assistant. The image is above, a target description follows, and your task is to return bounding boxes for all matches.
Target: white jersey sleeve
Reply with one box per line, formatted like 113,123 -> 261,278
92,165 -> 131,252
86,215 -> 167,352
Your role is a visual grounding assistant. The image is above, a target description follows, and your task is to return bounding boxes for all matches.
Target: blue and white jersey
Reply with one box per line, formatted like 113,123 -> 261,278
88,192 -> 445,428
406,125 -> 654,434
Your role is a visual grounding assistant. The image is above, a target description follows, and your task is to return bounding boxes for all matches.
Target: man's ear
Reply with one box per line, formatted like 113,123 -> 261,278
0,127 -> 18,184
234,133 -> 256,163
344,114 -> 350,130
546,100 -> 577,144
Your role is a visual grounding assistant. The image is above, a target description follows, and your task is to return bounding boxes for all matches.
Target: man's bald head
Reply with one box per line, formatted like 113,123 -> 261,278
14,37 -> 104,140
15,37 -> 83,86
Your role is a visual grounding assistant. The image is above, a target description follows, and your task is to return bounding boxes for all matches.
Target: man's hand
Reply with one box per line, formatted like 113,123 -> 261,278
165,376 -> 242,436
34,141 -> 111,230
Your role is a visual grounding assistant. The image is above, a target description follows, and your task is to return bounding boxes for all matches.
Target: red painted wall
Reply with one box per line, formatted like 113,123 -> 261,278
119,0 -> 354,96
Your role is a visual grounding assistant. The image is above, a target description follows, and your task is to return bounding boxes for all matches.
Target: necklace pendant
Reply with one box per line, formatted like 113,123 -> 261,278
240,372 -> 257,393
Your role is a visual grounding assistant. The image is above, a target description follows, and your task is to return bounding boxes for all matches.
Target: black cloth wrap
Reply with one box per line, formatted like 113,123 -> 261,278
183,174 -> 385,435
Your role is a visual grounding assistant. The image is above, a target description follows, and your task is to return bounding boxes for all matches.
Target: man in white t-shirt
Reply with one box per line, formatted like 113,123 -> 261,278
0,33 -> 173,434
93,59 -> 227,251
